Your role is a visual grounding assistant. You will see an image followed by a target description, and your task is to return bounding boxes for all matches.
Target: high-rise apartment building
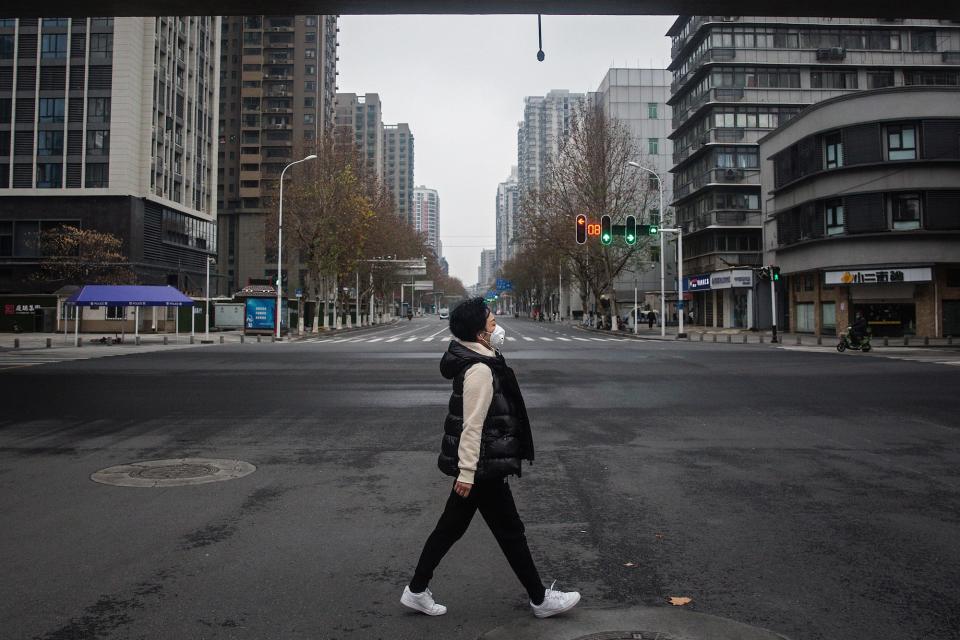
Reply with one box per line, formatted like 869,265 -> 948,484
0,17 -> 220,293
384,123 -> 414,223
334,92 -> 383,182
495,166 -> 519,268
517,89 -> 587,199
478,248 -> 497,290
217,15 -> 338,295
667,16 -> 960,329
412,185 -> 439,258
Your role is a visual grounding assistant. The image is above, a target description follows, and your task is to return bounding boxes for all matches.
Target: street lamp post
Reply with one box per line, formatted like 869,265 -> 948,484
627,161 -> 666,337
276,154 -> 317,340
205,256 -> 215,341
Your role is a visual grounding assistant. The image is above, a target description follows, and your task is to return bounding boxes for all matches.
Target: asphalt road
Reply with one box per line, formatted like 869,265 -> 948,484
1,316 -> 959,640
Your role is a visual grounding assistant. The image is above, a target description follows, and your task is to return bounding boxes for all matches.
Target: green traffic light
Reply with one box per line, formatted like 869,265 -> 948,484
626,233 -> 635,243
602,233 -> 611,243
648,225 -> 659,235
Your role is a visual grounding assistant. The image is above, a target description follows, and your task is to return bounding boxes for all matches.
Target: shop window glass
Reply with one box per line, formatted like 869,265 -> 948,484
826,200 -> 845,235
821,302 -> 836,331
825,132 -> 843,169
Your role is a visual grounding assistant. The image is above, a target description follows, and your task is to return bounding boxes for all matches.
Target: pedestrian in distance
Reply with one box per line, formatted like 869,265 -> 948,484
401,297 -> 581,619
647,311 -> 655,329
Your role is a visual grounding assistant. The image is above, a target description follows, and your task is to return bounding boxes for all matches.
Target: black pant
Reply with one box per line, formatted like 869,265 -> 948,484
410,479 -> 545,604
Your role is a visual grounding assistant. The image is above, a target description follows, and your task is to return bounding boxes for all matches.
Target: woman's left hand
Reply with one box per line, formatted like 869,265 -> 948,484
454,481 -> 472,498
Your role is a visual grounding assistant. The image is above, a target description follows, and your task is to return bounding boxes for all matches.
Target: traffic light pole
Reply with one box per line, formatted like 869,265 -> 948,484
658,227 -> 685,339
770,277 -> 778,343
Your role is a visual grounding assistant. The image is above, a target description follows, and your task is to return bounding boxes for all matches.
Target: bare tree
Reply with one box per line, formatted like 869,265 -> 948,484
520,101 -> 659,322
36,225 -> 135,286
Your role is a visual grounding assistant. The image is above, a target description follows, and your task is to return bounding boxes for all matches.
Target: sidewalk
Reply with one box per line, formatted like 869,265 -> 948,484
0,319 -> 400,351
573,323 -> 957,348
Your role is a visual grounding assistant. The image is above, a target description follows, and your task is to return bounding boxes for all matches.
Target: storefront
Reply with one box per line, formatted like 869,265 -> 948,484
683,274 -> 711,326
825,267 -> 931,338
711,269 -> 754,329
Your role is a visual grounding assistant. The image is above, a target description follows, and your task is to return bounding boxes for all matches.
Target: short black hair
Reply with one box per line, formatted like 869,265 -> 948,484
449,297 -> 490,341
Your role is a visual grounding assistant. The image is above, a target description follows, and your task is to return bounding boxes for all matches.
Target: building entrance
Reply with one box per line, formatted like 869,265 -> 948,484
853,303 -> 916,337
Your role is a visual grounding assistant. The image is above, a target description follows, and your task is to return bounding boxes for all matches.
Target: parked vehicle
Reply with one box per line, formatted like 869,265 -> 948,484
439,307 -> 449,320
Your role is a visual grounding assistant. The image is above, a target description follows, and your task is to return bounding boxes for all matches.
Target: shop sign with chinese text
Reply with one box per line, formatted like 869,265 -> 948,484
825,267 -> 932,285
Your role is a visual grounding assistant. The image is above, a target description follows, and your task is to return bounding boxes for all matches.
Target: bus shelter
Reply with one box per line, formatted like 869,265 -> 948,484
65,285 -> 194,346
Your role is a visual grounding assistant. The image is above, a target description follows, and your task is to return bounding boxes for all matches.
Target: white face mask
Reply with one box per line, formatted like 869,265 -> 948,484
487,324 -> 506,351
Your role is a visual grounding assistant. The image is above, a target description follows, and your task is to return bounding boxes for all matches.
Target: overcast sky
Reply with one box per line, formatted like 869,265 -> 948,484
338,15 -> 677,285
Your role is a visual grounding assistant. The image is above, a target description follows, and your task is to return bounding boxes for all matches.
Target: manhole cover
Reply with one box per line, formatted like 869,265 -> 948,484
91,458 -> 256,487
573,634 -> 678,640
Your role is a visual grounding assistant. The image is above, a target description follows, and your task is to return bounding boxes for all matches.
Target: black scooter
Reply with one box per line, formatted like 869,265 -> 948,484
837,327 -> 871,352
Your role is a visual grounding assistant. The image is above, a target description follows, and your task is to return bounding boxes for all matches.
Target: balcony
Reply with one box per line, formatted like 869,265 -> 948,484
686,210 -> 762,233
685,252 -> 762,275
672,87 -> 854,130
674,128 -> 769,165
674,167 -> 761,200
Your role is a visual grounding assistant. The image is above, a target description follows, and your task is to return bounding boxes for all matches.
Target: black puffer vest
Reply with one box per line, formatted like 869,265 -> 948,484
437,341 -> 535,481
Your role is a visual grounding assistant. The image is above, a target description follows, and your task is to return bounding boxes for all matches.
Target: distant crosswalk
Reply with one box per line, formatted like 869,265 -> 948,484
779,345 -> 960,367
299,334 -> 633,345
0,343 -> 193,371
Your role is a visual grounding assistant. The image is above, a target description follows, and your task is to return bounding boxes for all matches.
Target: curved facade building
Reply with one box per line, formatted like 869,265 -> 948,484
760,87 -> 960,338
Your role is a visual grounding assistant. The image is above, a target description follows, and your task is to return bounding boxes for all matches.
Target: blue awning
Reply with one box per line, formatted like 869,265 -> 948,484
66,285 -> 194,307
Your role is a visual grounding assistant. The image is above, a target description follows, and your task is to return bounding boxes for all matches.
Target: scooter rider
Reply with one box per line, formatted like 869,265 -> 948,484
850,312 -> 868,346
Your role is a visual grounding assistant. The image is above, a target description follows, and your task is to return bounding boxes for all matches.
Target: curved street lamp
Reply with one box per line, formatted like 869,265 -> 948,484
627,161 -> 666,337
276,154 -> 318,339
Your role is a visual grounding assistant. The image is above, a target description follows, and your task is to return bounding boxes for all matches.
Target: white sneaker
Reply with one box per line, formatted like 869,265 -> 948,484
400,585 -> 447,616
530,581 -> 581,618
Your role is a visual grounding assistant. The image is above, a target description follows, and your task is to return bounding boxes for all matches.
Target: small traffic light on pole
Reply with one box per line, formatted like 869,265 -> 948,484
771,266 -> 780,281
575,214 -> 587,244
624,215 -> 637,245
600,215 -> 612,245
647,223 -> 659,235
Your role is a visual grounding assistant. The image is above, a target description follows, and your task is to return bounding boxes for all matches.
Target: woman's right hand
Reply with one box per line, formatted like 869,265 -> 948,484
454,481 -> 473,498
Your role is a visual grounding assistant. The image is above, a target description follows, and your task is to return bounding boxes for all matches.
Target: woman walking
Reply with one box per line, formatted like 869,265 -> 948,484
401,297 -> 580,619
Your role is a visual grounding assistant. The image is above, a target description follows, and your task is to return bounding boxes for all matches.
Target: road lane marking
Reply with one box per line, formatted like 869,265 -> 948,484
540,337 -> 554,341
590,338 -> 607,341
367,338 -> 383,343
386,338 -> 400,342
556,337 -> 571,341
573,337 -> 591,342
404,337 -> 418,342
523,337 -> 534,341
506,337 -> 517,342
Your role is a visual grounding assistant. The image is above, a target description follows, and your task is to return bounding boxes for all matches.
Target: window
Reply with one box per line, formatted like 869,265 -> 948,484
904,70 -> 959,86
821,302 -> 836,331
911,30 -> 937,52
886,124 -> 917,160
303,96 -> 315,108
866,70 -> 895,89
304,81 -> 316,92
39,98 -> 65,123
87,130 -> 109,155
41,33 -> 67,59
90,33 -> 113,55
87,97 -> 110,124
85,163 -> 108,187
305,48 -> 316,59
810,70 -> 858,89
825,200 -> 845,235
647,103 -> 658,119
0,221 -> 12,256
304,64 -> 316,75
891,192 -> 921,230
106,306 -> 125,320
38,131 -> 64,156
648,138 -> 659,155
305,31 -> 317,42
824,132 -> 843,169
305,16 -> 318,26
37,163 -> 63,188
304,113 -> 315,124
43,18 -> 68,28
0,34 -> 13,59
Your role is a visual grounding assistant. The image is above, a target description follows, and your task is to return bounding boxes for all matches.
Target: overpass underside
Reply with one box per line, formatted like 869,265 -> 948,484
9,0 -> 959,19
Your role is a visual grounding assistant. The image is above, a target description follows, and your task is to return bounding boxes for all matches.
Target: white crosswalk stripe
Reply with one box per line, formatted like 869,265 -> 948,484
573,337 -> 591,342
386,338 -> 400,342
523,337 -> 535,341
556,337 -> 571,341
506,337 -> 517,342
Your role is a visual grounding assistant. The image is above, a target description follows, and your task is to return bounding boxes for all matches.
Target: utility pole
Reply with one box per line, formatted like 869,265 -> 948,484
770,273 -> 778,343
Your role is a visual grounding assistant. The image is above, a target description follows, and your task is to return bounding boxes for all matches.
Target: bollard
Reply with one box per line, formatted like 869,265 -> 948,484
924,336 -> 929,346
743,334 -> 748,344
883,337 -> 889,347
14,338 -> 19,349
190,335 -> 195,344
46,337 -> 52,348
135,336 -> 141,345
904,336 -> 909,346
257,335 -> 262,343
727,335 -> 731,343
699,332 -> 704,342
163,336 -> 168,345
759,334 -> 764,343
712,334 -> 717,343
272,335 -> 276,342
817,335 -> 822,345
949,336 -> 953,346
796,335 -> 801,345
240,334 -> 245,344
220,335 -> 224,344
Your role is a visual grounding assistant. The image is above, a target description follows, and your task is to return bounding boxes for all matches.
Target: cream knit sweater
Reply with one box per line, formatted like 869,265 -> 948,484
455,340 -> 495,485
